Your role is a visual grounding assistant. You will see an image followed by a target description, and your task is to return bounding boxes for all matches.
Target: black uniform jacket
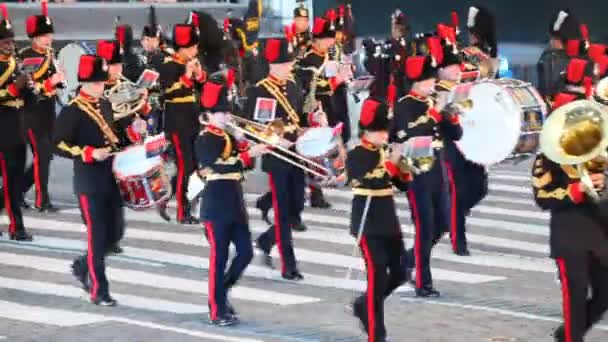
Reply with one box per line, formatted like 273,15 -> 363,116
195,125 -> 254,224
18,46 -> 59,134
347,139 -> 411,238
295,31 -> 312,60
159,54 -> 205,134
536,48 -> 569,102
532,154 -> 608,260
244,75 -> 308,173
0,55 -> 26,150
53,92 -> 131,195
391,91 -> 462,147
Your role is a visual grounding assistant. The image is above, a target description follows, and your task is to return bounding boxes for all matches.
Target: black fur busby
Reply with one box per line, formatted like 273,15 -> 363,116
173,24 -> 199,49
264,38 -> 294,64
0,5 -> 14,41
466,5 -> 497,58
359,97 -> 389,132
78,55 -> 109,83
142,6 -> 160,39
96,40 -> 122,65
312,17 -> 336,40
26,1 -> 53,38
549,10 -> 580,42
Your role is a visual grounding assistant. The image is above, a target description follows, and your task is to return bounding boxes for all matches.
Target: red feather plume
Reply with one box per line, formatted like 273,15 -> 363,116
580,24 -> 589,41
42,0 -> 48,17
451,11 -> 459,28
0,4 -> 8,20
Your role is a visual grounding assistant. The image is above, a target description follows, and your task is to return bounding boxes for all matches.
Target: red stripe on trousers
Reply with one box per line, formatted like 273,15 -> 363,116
27,129 -> 43,208
204,221 -> 219,320
407,190 -> 423,289
269,174 -> 286,274
171,133 -> 185,221
444,161 -> 458,252
360,236 -> 376,342
557,258 -> 573,342
79,195 -> 100,301
0,153 -> 16,234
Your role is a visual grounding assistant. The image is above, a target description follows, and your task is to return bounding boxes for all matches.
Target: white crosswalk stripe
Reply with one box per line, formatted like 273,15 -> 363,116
0,165 -> 565,336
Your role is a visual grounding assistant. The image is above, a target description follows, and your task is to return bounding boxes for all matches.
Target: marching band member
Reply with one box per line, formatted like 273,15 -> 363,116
537,10 -> 580,104
0,5 -> 33,241
114,24 -> 140,83
293,0 -> 312,59
54,54 -> 136,306
158,23 -> 205,224
19,0 -> 64,212
391,41 -> 462,297
196,78 -> 268,326
348,97 -> 412,342
464,5 -> 498,78
532,60 -> 608,342
435,23 -> 484,256
246,36 -> 308,280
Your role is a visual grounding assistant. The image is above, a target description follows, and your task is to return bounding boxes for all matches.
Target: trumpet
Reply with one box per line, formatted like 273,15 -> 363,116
104,75 -> 147,120
199,115 -> 333,179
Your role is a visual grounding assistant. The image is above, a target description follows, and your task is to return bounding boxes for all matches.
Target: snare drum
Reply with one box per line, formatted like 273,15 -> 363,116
296,127 -> 344,178
112,145 -> 171,209
451,79 -> 548,165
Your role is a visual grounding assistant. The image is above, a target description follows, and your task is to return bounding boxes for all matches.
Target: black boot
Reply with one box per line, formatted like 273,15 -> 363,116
255,193 -> 272,225
20,200 -> 30,210
37,202 -> 59,213
157,201 -> 170,222
71,257 -> 90,292
178,202 -> 198,225
10,230 -> 33,241
310,187 -> 331,209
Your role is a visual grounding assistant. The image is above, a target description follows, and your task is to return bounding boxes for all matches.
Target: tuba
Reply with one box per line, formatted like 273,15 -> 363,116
104,75 -> 147,120
539,100 -> 608,201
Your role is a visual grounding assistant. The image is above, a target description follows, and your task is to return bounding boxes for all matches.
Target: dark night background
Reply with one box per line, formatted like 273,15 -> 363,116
314,0 -> 608,43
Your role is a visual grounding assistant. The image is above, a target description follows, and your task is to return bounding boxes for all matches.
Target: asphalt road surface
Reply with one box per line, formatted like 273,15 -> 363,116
0,156 -> 607,342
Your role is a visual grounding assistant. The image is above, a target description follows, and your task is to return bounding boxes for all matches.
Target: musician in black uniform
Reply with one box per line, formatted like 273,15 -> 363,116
532,107 -> 608,341
54,55 -> 135,306
114,24 -> 141,84
19,2 -> 64,212
246,37 -> 308,280
196,78 -> 268,326
464,5 -> 498,78
159,23 -> 205,224
0,7 -> 33,241
391,48 -> 462,297
537,10 -> 580,105
348,97 -> 412,342
293,1 -> 312,60
434,24 -> 483,256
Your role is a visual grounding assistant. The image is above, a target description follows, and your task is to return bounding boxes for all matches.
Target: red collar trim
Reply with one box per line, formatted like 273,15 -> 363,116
361,138 -> 378,151
268,74 -> 287,86
172,53 -> 187,65
78,90 -> 99,103
206,124 -> 225,136
408,90 -> 428,101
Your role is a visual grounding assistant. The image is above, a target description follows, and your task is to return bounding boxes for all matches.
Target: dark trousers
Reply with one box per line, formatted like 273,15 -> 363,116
256,166 -> 305,274
204,220 -> 254,320
0,144 -> 26,235
169,131 -> 196,221
406,167 -> 451,289
354,236 -> 407,341
23,129 -> 52,208
76,192 -> 125,300
556,253 -> 608,342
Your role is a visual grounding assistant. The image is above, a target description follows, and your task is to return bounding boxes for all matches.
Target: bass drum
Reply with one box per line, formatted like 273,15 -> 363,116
451,79 -> 548,166
56,43 -> 86,106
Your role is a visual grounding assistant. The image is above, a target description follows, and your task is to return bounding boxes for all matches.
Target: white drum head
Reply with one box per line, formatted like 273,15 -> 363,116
457,82 -> 522,165
113,145 -> 161,176
296,127 -> 337,158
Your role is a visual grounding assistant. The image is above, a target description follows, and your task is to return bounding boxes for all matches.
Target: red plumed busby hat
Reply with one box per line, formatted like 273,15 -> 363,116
115,24 -> 134,50
96,40 -> 123,65
436,23 -> 462,67
264,38 -> 294,64
0,5 -> 14,40
312,17 -> 335,39
201,79 -> 232,113
172,24 -> 199,49
25,0 -> 53,39
359,97 -> 389,132
78,55 -> 109,83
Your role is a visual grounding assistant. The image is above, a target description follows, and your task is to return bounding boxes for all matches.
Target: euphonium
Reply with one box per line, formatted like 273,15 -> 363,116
104,75 -> 146,119
594,76 -> 608,106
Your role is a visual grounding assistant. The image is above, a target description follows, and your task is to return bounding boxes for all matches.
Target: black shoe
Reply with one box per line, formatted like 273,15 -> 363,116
71,260 -> 90,292
310,197 -> 331,209
351,297 -> 368,335
291,222 -> 308,232
553,325 -> 565,342
157,203 -> 170,222
20,200 -> 30,210
255,240 -> 274,269
37,203 -> 59,213
10,231 -> 33,241
109,243 -> 123,254
208,314 -> 238,327
178,215 -> 198,225
282,270 -> 304,281
454,249 -> 471,256
415,287 -> 440,298
226,299 -> 237,318
92,295 -> 117,306
256,199 -> 271,225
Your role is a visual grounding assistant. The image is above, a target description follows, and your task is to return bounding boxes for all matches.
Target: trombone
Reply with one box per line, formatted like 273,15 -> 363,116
199,115 -> 333,179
